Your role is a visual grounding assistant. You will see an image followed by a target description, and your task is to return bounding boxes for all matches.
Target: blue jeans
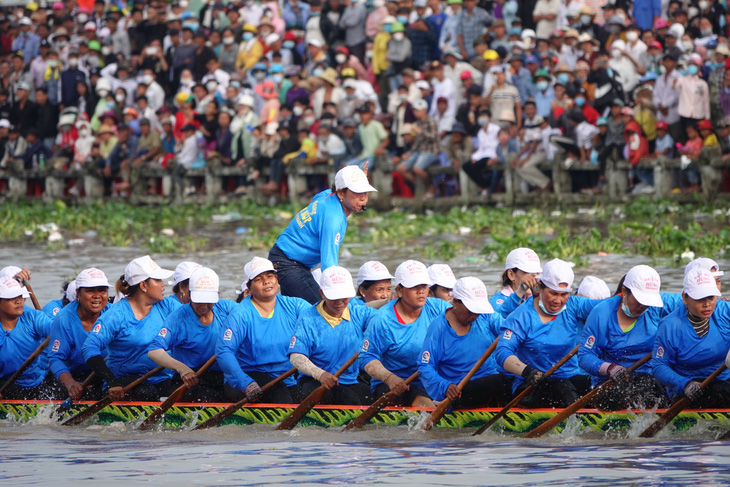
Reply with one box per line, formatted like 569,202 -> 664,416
401,152 -> 439,171
268,244 -> 322,304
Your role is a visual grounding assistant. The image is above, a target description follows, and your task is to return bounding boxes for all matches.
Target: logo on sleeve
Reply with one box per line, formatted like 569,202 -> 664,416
223,328 -> 233,341
289,336 -> 297,348
496,299 -> 504,305
584,335 -> 595,349
334,233 -> 341,246
361,339 -> 370,352
158,328 -> 168,338
656,346 -> 664,359
52,307 -> 60,316
503,330 -> 513,340
51,340 -> 60,352
92,323 -> 102,334
421,351 -> 430,364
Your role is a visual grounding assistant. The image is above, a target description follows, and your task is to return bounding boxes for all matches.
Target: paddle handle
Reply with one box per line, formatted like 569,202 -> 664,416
55,370 -> 99,416
0,336 -> 50,397
524,352 -> 652,439
23,281 -> 42,311
639,363 -> 727,438
343,371 -> 419,431
138,355 -> 217,431
424,336 -> 499,431
193,367 -> 297,431
474,344 -> 580,436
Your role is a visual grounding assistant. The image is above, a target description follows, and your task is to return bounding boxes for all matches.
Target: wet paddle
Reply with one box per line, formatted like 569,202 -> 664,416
23,281 -> 42,311
137,355 -> 217,431
0,337 -> 50,399
639,364 -> 728,438
523,352 -> 652,439
423,337 -> 499,431
62,365 -> 165,426
54,371 -> 99,417
193,367 -> 297,431
341,371 -> 419,432
276,351 -> 360,431
473,344 -> 580,436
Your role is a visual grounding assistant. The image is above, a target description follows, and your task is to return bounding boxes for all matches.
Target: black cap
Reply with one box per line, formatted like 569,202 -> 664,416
355,104 -> 371,114
40,39 -> 51,48
278,120 -> 292,131
450,122 -> 468,135
467,85 -> 482,97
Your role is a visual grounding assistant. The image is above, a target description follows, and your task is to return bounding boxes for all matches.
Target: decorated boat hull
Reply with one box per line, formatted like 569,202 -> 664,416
2,400 -> 730,434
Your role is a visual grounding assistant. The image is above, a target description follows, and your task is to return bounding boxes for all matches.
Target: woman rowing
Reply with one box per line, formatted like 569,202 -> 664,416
148,267 -> 235,402
0,277 -> 59,399
288,266 -> 375,405
166,261 -> 203,308
578,266 -> 682,410
48,268 -> 111,401
494,259 -> 602,407
653,268 -> 730,407
268,165 -> 377,304
349,261 -> 394,307
419,277 -> 512,407
82,256 -> 176,401
216,257 -> 310,403
428,264 -> 457,302
490,248 -> 542,318
360,260 -> 449,407
685,257 -> 723,292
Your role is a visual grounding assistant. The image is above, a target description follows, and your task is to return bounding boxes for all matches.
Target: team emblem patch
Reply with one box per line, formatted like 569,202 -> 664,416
584,335 -> 595,349
334,233 -> 341,246
421,351 -> 430,364
656,346 -> 665,359
496,299 -> 504,305
503,330 -> 513,340
289,336 -> 297,348
52,307 -> 60,316
223,329 -> 233,341
158,328 -> 168,337
51,340 -> 60,352
361,339 -> 370,352
92,323 -> 102,334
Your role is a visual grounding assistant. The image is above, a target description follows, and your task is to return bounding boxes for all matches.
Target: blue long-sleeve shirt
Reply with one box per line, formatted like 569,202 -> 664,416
0,308 -> 52,388
12,33 -> 41,64
489,288 -> 521,318
48,301 -> 110,380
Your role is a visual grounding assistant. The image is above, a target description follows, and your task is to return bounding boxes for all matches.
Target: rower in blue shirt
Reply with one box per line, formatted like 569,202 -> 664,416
48,268 -> 111,401
360,260 -> 448,407
217,257 -> 312,403
288,266 -> 375,405
578,265 -> 682,410
0,276 -> 59,399
495,259 -> 602,408
82,256 -> 176,402
653,268 -> 730,407
148,267 -> 236,402
419,277 -> 512,407
350,261 -> 394,307
163,261 -> 202,310
269,165 -> 377,304
489,247 -> 542,318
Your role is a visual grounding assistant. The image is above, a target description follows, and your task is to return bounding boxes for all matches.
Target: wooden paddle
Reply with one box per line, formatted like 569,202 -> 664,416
23,281 -> 42,311
523,352 -> 653,439
342,371 -> 419,432
276,351 -> 360,431
0,337 -> 50,399
639,364 -> 728,438
423,337 -> 499,431
62,365 -> 165,426
54,370 -> 99,417
137,355 -> 217,430
473,344 -> 580,436
193,367 -> 297,431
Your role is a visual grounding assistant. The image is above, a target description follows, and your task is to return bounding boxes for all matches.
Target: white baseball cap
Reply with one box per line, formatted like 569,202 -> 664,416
169,261 -> 203,286
623,265 -> 663,307
19,17 -> 33,26
357,261 -> 394,287
319,266 -> 356,300
683,267 -> 722,300
576,276 -> 611,300
505,248 -> 542,273
65,280 -> 78,302
189,267 -> 220,304
311,268 -> 323,286
307,38 -> 323,48
539,259 -> 575,292
124,256 -> 174,286
0,276 -> 30,299
244,256 -> 276,282
412,99 -> 428,111
415,80 -> 431,90
75,267 -> 111,289
427,264 -> 457,289
0,119 -> 10,129
0,266 -> 22,279
452,277 -> 494,314
334,166 -> 377,194
394,260 -> 433,288
685,257 -> 724,277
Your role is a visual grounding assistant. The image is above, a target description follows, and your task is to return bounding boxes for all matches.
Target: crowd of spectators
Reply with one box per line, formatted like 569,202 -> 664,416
1,0 -> 730,200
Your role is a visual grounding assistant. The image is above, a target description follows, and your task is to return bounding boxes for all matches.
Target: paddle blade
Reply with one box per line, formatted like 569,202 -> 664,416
275,386 -> 327,431
62,397 -> 112,426
137,386 -> 188,431
423,398 -> 452,431
342,372 -> 419,431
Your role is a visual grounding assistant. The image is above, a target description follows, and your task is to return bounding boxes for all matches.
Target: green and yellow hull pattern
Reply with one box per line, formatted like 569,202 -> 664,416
2,401 -> 730,434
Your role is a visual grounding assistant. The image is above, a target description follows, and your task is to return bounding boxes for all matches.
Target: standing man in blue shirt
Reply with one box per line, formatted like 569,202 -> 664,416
12,18 -> 41,65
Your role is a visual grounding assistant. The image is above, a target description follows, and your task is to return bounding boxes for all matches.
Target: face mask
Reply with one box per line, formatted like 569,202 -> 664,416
536,80 -> 548,91
260,30 -> 272,37
80,128 -> 90,137
115,93 -> 125,103
146,46 -> 159,56
243,32 -> 254,41
223,37 -> 235,46
621,294 -> 646,318
303,116 -> 315,125
701,28 -> 714,37
205,41 -> 213,48
393,32 -> 404,41
611,48 -> 622,59
283,40 -> 295,49
538,294 -> 567,316
700,0 -> 710,9
384,24 -> 393,33
293,105 -> 304,116
102,47 -> 112,56
254,71 -> 266,80
181,77 -> 194,85
397,15 -> 408,23
689,6 -> 699,17
606,68 -> 614,77
684,40 -> 695,52
626,31 -> 638,42
557,73 -> 569,84
69,58 -> 78,67
398,94 -> 408,102
688,64 -> 699,75
335,54 -> 347,64
78,14 -> 88,23
48,60 -> 58,68
580,14 -> 592,24
56,40 -> 68,48
575,97 -> 585,107
106,101 -> 115,109
231,81 -> 241,89
313,68 -> 324,77
183,22 -> 199,32
143,74 -> 154,85
272,74 -> 283,84
478,116 -> 489,126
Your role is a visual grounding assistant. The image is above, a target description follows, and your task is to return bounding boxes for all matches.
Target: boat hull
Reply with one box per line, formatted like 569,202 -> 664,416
2,401 -> 730,434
